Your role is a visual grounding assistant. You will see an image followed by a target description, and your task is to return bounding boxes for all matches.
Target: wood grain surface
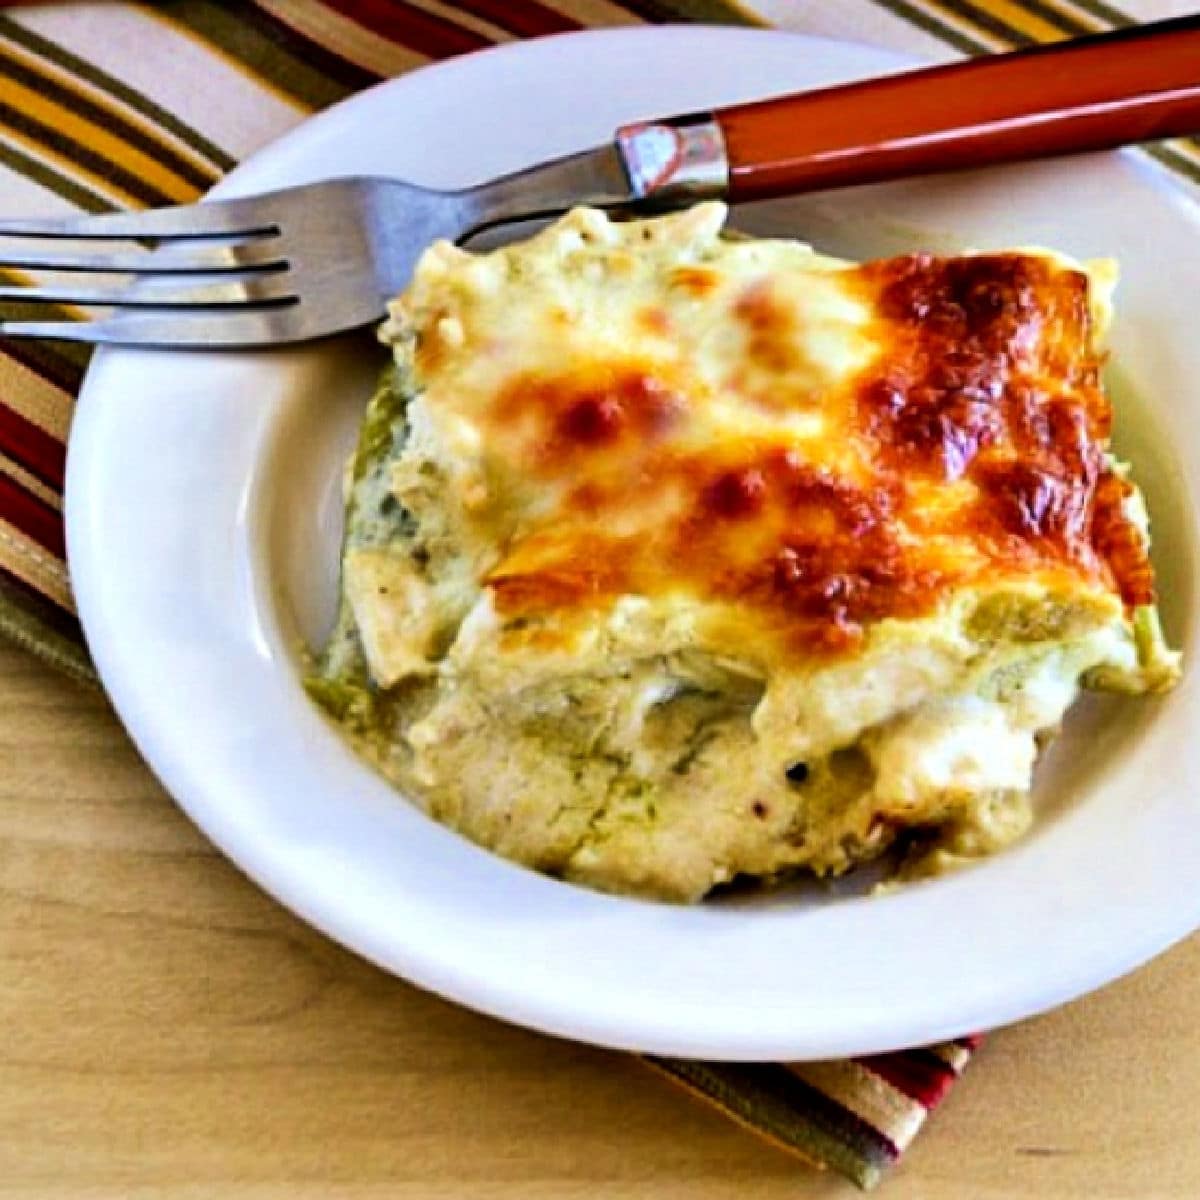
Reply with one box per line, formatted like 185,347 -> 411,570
3,639 -> 1198,1199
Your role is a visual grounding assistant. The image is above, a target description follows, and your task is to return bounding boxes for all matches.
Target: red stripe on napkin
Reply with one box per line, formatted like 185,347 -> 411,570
0,471 -> 65,557
0,401 -> 67,489
333,0 -> 493,56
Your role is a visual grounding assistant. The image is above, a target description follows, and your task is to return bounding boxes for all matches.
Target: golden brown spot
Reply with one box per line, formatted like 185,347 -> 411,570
853,253 -> 1151,609
637,305 -> 672,336
734,279 -> 799,374
1092,471 -> 1156,607
974,460 -> 1089,544
414,307 -> 453,375
559,393 -> 625,445
491,365 -> 687,472
488,534 -> 632,616
670,265 -> 721,298
704,467 -> 767,519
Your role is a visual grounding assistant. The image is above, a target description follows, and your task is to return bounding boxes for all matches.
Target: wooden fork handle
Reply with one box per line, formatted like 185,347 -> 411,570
616,16 -> 1200,205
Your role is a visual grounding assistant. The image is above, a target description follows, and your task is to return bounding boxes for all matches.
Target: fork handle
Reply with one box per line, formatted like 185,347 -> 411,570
616,15 -> 1200,204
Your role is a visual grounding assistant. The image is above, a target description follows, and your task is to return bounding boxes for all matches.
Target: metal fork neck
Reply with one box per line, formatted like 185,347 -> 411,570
459,118 -> 730,234
459,145 -> 633,233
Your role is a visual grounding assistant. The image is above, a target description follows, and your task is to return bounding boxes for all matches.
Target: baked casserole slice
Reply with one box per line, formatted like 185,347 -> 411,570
308,203 -> 1180,902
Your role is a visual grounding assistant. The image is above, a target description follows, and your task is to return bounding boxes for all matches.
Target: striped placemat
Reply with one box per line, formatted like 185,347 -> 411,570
0,0 -> 1192,1189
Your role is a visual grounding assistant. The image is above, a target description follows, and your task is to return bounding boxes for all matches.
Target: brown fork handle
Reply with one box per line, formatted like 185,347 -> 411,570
714,16 -> 1200,202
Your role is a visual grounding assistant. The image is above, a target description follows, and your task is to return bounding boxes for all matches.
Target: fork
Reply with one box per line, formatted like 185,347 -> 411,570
1,15 -> 1197,348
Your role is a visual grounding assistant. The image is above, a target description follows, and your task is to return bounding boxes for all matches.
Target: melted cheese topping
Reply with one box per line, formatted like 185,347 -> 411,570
309,205 -> 1179,902
378,203 -> 1148,670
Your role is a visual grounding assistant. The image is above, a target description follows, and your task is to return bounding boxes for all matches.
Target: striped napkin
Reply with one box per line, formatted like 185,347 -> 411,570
0,0 -> 1193,1189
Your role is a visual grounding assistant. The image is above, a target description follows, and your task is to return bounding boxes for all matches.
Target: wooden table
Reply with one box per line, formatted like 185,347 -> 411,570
3,639 -> 1197,1199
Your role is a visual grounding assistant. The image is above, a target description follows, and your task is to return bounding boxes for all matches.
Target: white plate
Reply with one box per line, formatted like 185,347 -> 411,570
67,27 -> 1200,1061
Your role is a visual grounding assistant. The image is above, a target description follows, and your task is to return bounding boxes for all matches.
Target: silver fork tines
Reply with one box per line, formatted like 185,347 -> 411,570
0,196 -> 307,345
0,196 -> 278,240
0,239 -> 286,275
0,181 -> 413,345
0,194 -> 297,344
0,274 -> 296,309
0,310 -> 307,347
0,154 -> 638,346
